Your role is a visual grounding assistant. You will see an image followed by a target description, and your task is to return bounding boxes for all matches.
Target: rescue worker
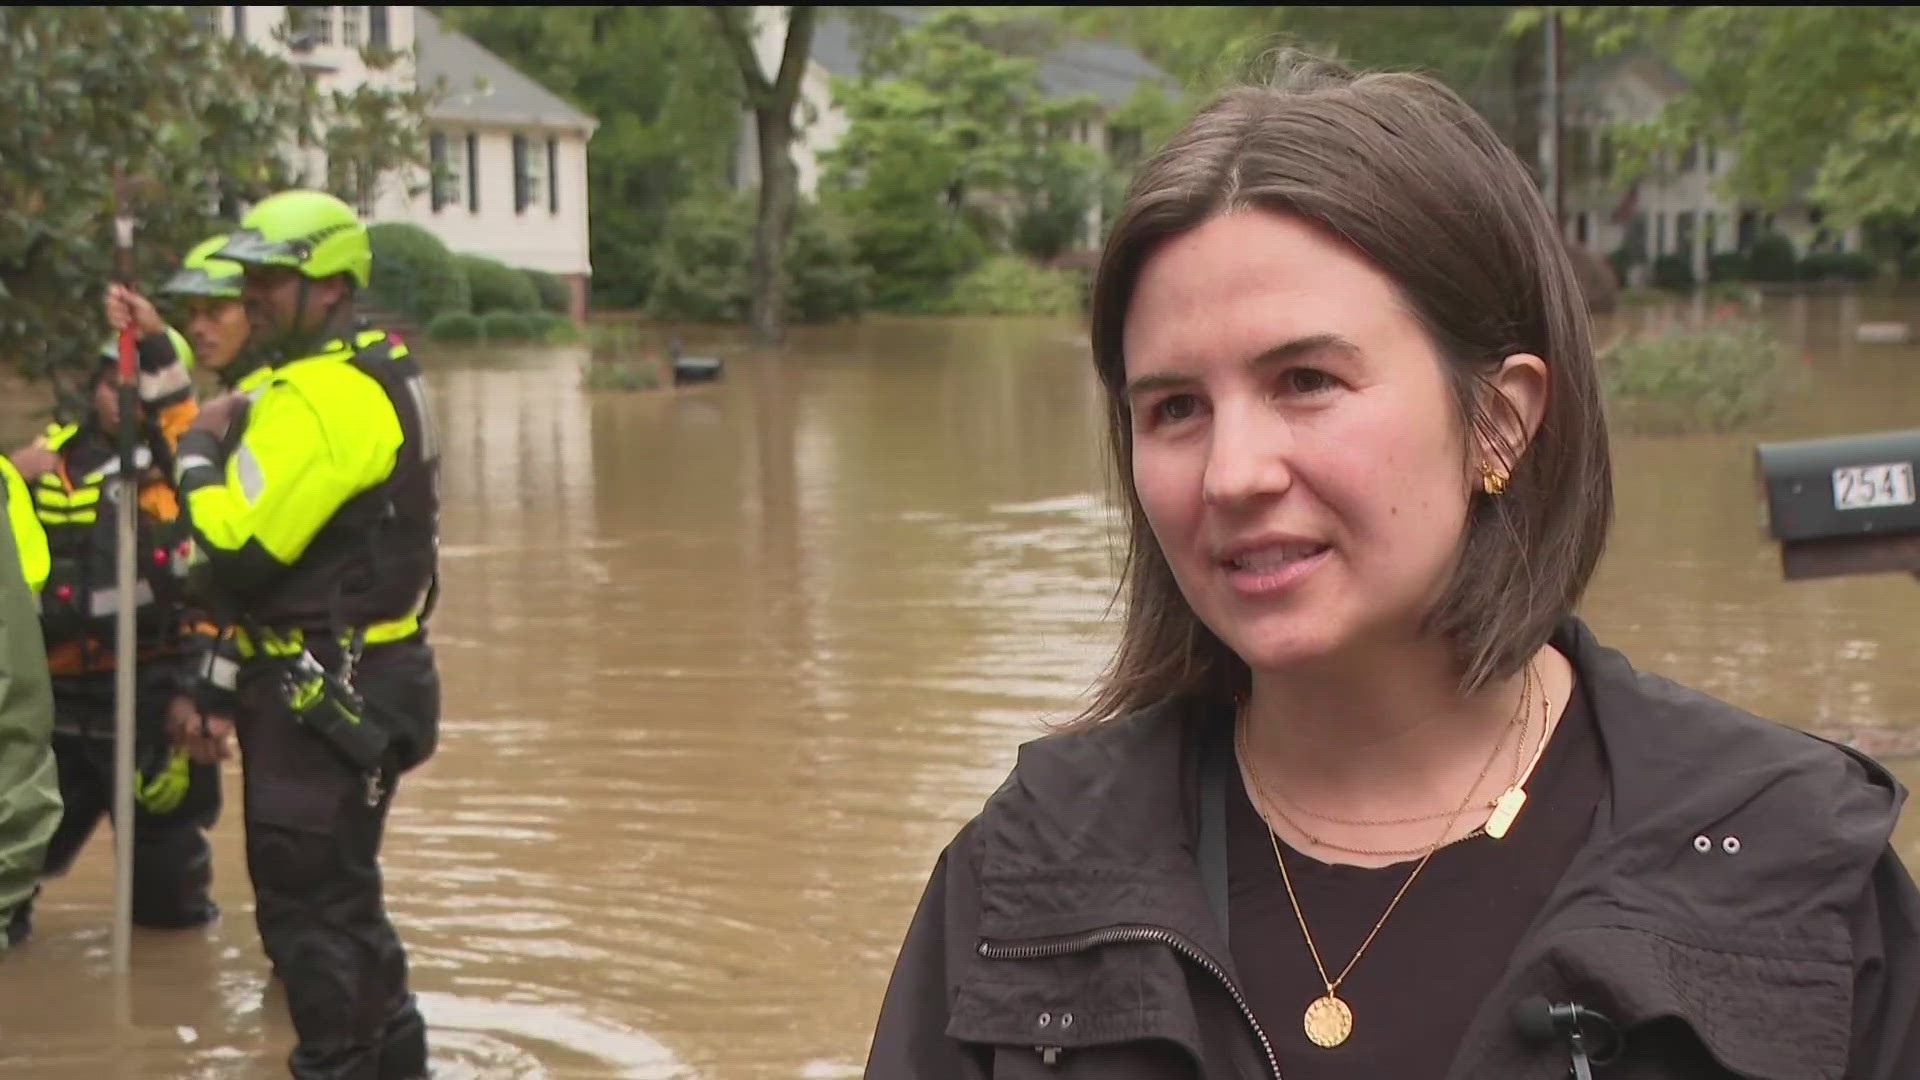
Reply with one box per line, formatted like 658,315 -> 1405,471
163,233 -> 259,386
0,453 -> 60,948
6,295 -> 224,936
180,190 -> 439,1079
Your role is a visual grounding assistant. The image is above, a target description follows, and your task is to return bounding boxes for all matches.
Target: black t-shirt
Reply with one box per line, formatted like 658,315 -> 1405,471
1228,679 -> 1608,1078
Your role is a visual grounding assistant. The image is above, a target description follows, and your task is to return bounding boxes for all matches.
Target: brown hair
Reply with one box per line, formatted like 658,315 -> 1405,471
1082,52 -> 1612,722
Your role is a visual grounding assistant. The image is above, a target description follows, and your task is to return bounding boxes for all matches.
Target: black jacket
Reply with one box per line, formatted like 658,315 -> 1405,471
865,619 -> 1920,1079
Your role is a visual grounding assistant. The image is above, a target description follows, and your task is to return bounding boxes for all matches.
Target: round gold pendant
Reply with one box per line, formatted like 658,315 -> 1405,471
1303,994 -> 1353,1048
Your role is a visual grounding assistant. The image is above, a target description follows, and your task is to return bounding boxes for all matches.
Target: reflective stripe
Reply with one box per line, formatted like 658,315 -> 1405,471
232,611 -> 422,660
82,446 -> 153,483
138,364 -> 192,403
404,374 -> 439,463
176,453 -> 217,478
205,653 -> 240,692
234,445 -> 266,501
86,579 -> 157,617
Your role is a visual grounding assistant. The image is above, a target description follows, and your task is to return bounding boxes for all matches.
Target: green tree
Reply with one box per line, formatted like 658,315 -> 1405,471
435,7 -> 743,310
824,8 -> 1107,308
1567,6 -> 1920,224
0,7 -> 431,383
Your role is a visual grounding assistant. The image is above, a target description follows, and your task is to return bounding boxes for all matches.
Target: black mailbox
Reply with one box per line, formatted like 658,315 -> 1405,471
1754,428 -> 1920,579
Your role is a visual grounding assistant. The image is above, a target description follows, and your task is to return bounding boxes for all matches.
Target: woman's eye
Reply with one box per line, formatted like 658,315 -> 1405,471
1154,394 -> 1200,423
1282,368 -> 1338,395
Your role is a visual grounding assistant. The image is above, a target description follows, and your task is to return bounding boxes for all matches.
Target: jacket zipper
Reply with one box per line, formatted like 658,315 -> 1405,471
979,926 -> 1282,1080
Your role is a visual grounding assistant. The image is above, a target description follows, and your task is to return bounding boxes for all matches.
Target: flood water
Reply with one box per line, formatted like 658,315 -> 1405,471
1,296 -> 1917,1077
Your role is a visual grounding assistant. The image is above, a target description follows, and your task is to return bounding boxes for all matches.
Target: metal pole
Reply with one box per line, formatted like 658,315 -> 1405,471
109,168 -> 139,976
1542,6 -> 1562,228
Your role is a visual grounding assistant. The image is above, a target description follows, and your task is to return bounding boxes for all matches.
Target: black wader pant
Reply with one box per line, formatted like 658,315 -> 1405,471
234,635 -> 439,1080
37,669 -> 220,929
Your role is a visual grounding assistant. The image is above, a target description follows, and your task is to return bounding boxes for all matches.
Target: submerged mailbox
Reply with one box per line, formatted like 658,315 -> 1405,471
1755,428 -> 1920,580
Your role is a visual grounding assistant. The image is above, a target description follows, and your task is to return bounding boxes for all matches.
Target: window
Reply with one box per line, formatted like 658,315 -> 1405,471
369,7 -> 390,49
1705,140 -> 1717,175
1575,212 -> 1589,244
1676,210 -> 1696,256
190,7 -> 220,34
467,133 -> 480,212
1679,140 -> 1698,173
231,5 -> 246,39
342,5 -> 362,48
290,6 -> 333,47
1655,212 -> 1666,255
513,134 -> 545,215
430,133 -> 457,213
547,137 -> 559,214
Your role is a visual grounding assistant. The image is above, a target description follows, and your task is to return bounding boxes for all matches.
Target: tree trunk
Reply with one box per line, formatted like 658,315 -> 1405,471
750,107 -> 796,344
712,6 -> 816,347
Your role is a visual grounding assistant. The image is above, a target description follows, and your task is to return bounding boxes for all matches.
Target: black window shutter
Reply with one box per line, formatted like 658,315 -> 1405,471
467,133 -> 479,212
547,137 -> 559,214
231,5 -> 246,38
428,133 -> 447,212
369,7 -> 390,50
512,134 -> 529,214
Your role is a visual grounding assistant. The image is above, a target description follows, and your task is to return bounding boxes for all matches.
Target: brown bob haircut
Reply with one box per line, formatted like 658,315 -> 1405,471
1083,52 -> 1613,722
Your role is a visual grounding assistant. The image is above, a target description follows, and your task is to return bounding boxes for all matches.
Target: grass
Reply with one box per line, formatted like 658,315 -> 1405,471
579,358 -> 663,392
1598,316 -> 1805,434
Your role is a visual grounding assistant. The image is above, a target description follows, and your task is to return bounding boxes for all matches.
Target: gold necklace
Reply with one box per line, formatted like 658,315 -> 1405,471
1235,678 -> 1521,1050
1484,666 -> 1554,839
1267,665 -> 1535,831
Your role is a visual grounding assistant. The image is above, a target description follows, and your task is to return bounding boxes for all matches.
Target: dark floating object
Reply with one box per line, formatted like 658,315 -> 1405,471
669,337 -> 723,386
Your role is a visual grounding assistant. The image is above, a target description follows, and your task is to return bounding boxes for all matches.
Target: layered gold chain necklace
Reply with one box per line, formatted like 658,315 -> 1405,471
1235,663 -> 1546,1049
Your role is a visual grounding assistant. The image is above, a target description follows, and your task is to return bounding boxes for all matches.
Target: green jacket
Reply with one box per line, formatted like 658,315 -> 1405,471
0,486 -> 60,945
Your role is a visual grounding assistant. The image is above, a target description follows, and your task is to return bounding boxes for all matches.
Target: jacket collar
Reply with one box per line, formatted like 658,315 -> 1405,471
964,618 -> 1905,1077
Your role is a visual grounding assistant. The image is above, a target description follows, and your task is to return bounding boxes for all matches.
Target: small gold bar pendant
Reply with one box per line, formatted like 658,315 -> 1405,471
1485,787 -> 1527,839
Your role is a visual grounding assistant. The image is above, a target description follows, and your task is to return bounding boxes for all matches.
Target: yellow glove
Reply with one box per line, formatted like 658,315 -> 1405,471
135,748 -> 192,815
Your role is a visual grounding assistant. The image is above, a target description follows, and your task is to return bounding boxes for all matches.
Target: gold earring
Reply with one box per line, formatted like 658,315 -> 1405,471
1480,463 -> 1508,496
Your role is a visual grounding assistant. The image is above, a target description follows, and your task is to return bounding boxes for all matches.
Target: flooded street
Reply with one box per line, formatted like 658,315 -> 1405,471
2,299 -> 1917,1077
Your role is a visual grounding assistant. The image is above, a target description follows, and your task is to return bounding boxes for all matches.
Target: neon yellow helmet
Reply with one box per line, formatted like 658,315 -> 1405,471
159,235 -> 245,299
216,190 -> 371,288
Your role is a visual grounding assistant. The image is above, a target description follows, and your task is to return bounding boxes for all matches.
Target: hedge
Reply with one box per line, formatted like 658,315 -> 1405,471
426,311 -> 480,342
524,269 -> 571,314
367,223 -> 470,322
478,310 -> 537,341
457,253 -> 542,314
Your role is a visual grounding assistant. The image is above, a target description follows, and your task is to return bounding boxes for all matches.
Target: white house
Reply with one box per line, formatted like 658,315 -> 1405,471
1561,52 -> 1857,285
734,6 -> 1176,252
188,6 -> 598,319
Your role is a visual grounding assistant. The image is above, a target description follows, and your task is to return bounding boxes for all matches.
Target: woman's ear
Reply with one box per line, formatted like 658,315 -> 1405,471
1478,353 -> 1549,476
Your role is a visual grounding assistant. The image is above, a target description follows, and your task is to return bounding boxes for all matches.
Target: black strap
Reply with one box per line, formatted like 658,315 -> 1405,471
1198,716 -> 1232,950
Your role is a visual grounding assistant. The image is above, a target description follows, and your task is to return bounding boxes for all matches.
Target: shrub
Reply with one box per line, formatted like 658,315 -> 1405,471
527,311 -> 581,343
426,311 -> 480,343
1745,233 -> 1798,283
478,310 -> 536,341
648,191 -> 871,323
580,359 -> 662,392
1707,251 -> 1748,282
929,255 -> 1084,316
1606,248 -> 1640,288
1566,242 -> 1618,315
367,223 -> 469,322
647,194 -> 753,323
1651,253 -> 1695,291
1797,251 -> 1876,283
1599,318 -> 1804,433
524,269 -> 571,313
458,253 -> 542,314
789,205 -> 870,323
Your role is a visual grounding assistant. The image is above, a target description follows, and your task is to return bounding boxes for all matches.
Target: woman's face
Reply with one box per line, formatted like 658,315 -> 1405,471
1122,208 -> 1481,672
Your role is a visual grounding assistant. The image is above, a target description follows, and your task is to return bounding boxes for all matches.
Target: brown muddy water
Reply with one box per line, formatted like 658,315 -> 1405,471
1,297 -> 1917,1078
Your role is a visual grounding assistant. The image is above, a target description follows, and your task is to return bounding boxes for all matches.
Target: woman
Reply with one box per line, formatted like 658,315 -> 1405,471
864,54 -> 1920,1079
